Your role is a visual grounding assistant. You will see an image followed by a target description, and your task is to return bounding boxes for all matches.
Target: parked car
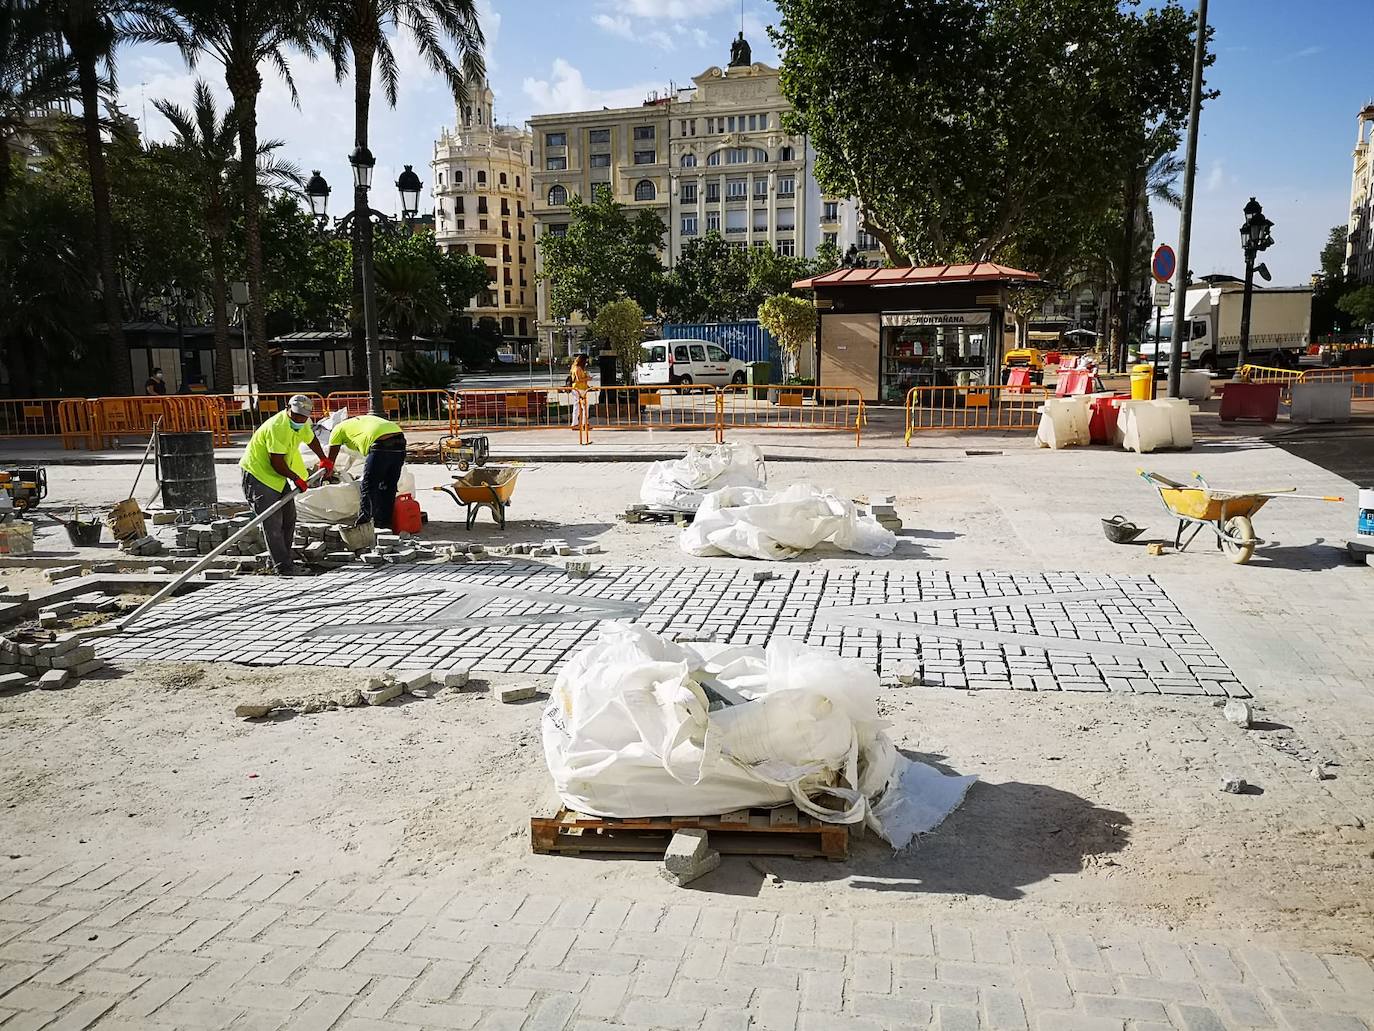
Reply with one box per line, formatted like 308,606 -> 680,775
636,339 -> 748,386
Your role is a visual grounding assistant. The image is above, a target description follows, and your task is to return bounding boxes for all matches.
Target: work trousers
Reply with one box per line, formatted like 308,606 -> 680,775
242,472 -> 296,573
359,436 -> 407,529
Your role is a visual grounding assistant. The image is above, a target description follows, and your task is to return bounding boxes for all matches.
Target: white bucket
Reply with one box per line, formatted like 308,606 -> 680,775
1359,488 -> 1374,511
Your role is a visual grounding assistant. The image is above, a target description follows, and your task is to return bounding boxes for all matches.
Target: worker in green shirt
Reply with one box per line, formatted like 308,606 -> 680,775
239,394 -> 331,575
326,414 -> 407,529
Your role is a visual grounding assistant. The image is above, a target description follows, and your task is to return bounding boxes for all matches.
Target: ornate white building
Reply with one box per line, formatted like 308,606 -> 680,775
1348,103 -> 1374,288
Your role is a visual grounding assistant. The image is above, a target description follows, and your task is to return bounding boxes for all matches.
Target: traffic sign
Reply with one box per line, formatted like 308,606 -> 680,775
1152,281 -> 1171,306
1152,244 -> 1176,284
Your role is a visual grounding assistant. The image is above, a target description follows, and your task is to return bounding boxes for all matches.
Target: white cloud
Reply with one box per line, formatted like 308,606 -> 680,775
522,58 -> 661,114
691,28 -> 712,48
619,0 -> 734,19
476,0 -> 502,72
1205,161 -> 1225,193
592,13 -> 635,39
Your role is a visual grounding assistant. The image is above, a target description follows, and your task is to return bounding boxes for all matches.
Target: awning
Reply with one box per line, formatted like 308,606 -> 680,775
793,262 -> 1041,290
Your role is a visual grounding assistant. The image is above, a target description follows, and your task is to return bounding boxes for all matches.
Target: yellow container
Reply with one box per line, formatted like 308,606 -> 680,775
1130,365 -> 1156,401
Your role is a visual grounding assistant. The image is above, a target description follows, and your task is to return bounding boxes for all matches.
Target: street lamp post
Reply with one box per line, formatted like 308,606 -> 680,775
230,280 -> 255,404
1237,196 -> 1275,371
305,156 -> 414,418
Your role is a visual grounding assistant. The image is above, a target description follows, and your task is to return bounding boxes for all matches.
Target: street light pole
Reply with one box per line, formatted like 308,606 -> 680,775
351,147 -> 385,417
1237,196 -> 1274,370
231,280 -> 255,404
1167,0 -> 1207,398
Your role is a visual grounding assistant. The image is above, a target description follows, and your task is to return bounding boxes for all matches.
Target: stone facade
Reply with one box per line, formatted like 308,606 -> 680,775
431,74 -> 537,343
1348,103 -> 1374,288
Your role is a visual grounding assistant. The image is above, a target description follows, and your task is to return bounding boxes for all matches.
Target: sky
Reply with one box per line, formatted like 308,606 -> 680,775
114,0 -> 1371,286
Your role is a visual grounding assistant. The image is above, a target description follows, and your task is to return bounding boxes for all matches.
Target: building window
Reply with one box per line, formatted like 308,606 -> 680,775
633,149 -> 655,165
545,156 -> 567,171
634,180 -> 656,202
499,172 -> 507,186
479,218 -> 488,230
824,231 -> 838,248
682,214 -> 698,236
707,150 -> 721,166
589,128 -> 610,144
502,316 -> 514,333
455,219 -> 465,230
725,209 -> 746,234
748,114 -> 757,131
777,207 -> 795,231
727,116 -> 736,132
822,200 -> 839,221
477,197 -> 488,214
778,176 -> 794,196
633,125 -> 655,141
706,210 -> 721,232
454,197 -> 464,214
437,171 -> 444,186
546,131 -> 566,147
477,170 -> 486,185
516,176 -> 521,188
777,240 -> 796,257
455,170 -> 462,184
519,317 -> 528,336
706,182 -> 720,202
548,185 -> 567,205
754,178 -> 768,197
726,148 -> 746,164
753,209 -> 768,232
759,113 -> 769,129
681,153 -> 697,168
726,178 -> 747,199
780,146 -> 794,161
590,153 -> 611,168
857,230 -> 878,250
680,182 -> 697,203
548,223 -> 568,237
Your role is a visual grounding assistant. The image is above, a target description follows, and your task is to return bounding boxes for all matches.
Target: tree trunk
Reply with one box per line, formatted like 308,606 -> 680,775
228,64 -> 272,392
76,52 -> 130,394
353,44 -> 384,415
208,215 -> 233,392
1115,168 -> 1141,373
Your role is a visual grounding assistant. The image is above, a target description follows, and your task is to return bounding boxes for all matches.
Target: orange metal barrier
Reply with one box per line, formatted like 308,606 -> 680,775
447,386 -> 584,441
210,392 -> 325,438
719,385 -> 866,447
584,385 -> 724,444
0,398 -> 67,440
904,384 -> 1051,443
58,400 -> 100,450
87,395 -> 230,448
324,389 -> 449,429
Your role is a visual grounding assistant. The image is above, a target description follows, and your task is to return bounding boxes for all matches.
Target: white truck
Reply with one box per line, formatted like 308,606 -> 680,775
1140,282 -> 1312,371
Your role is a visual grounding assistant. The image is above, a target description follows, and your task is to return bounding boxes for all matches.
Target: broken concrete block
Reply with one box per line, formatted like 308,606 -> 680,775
361,552 -> 386,565
752,571 -> 776,582
152,511 -> 178,525
659,828 -> 721,886
362,679 -> 404,706
497,685 -> 539,703
37,669 -> 69,690
564,561 -> 592,579
41,636 -> 78,657
51,646 -> 96,670
440,668 -> 471,689
575,544 -> 603,555
1223,700 -> 1253,728
0,671 -> 31,690
895,664 -> 919,686
204,570 -> 236,581
72,659 -> 105,677
1219,774 -> 1247,794
397,671 -> 432,693
44,566 -> 82,583
38,611 -> 62,629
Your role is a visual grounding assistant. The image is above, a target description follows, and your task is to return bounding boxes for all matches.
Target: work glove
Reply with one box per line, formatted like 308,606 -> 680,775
318,457 -> 335,475
292,476 -> 309,494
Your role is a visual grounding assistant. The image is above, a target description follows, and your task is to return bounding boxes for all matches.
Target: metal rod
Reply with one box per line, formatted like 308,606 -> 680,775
127,418 -> 161,500
1168,0 -> 1207,398
1151,304 -> 1163,397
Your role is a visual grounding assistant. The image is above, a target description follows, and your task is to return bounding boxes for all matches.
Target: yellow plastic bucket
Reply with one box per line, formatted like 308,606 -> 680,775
1130,365 -> 1155,401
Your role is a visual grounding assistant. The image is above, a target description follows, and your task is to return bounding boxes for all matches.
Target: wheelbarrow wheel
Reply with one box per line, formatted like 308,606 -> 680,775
1221,515 -> 1255,564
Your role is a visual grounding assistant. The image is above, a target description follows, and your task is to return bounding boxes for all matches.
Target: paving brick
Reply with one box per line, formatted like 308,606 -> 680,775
620,998 -> 706,1029
315,931 -> 373,970
350,974 -> 410,1018
1175,1004 -> 1228,1031
456,984 -> 536,1009
28,948 -> 101,985
982,986 -> 1028,1030
389,1002 -> 483,1029
938,1006 -> 982,1031
1189,944 -> 1245,984
577,973 -> 630,1019
152,998 -> 246,1028
42,995 -> 117,1030
288,994 -> 353,1031
1079,994 -> 1169,1021
0,985 -> 77,1013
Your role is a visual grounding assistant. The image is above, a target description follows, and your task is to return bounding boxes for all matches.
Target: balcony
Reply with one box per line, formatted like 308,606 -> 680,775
725,227 -> 746,235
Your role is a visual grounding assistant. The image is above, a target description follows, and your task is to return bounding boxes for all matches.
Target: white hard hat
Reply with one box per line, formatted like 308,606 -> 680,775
288,394 -> 314,416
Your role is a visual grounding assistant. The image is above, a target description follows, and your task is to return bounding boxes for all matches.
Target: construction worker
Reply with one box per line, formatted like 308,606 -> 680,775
326,414 -> 406,529
240,394 -> 331,576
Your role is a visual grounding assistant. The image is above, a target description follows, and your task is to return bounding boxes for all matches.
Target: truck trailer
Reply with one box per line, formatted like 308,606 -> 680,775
1141,282 -> 1312,371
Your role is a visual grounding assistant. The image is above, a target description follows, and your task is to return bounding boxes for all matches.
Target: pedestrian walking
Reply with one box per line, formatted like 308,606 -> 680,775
239,394 -> 331,576
144,368 -> 167,396
325,414 -> 407,529
570,353 -> 591,428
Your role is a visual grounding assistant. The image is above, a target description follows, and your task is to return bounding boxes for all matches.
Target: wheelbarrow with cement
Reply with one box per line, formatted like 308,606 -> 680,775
1139,470 -> 1343,565
433,465 -> 522,530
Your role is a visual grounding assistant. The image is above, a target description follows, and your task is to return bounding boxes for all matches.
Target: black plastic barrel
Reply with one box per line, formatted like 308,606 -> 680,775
157,431 -> 218,510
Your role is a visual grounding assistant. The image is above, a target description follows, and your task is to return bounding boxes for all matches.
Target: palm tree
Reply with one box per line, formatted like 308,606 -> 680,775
128,0 -> 315,390
0,0 -> 79,203
314,0 -> 483,395
153,79 -> 300,392
50,0 -> 132,393
374,249 -> 444,348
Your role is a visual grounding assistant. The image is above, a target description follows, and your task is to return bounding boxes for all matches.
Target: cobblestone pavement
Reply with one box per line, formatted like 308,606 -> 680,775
97,567 -> 1245,696
1,857 -> 1372,1031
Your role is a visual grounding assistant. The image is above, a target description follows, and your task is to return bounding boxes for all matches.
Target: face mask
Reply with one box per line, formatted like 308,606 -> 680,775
154,373 -> 164,381
290,417 -> 309,430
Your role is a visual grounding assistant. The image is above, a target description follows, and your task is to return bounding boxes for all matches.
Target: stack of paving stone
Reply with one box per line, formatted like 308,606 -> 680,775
0,632 -> 107,690
361,531 -> 438,566
173,516 -> 264,559
119,534 -> 163,556
867,496 -> 902,533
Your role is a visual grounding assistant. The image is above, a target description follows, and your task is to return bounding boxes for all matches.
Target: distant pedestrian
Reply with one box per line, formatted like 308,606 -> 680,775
239,394 -> 331,576
326,414 -> 407,529
569,353 -> 591,428
145,368 -> 167,396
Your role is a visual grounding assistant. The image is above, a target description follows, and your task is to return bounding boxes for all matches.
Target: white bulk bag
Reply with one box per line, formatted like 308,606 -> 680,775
680,483 -> 897,561
541,625 -> 975,848
641,442 -> 766,512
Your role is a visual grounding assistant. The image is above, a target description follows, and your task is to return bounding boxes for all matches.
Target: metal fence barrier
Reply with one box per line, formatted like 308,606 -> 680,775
719,385 -> 866,447
447,386 -> 584,442
585,385 -> 725,444
904,384 -> 1050,443
1295,365 -> 1374,403
324,389 -> 450,429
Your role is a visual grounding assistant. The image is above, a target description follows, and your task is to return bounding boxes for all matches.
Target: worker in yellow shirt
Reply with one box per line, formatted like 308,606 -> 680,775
326,414 -> 406,529
239,394 -> 331,575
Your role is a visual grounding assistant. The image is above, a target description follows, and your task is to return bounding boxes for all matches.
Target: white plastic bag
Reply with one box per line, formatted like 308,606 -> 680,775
296,471 -> 361,524
541,625 -> 975,847
641,443 -> 766,512
680,483 -> 897,561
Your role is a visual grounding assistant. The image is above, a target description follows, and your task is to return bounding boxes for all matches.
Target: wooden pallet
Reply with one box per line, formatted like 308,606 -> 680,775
620,506 -> 694,525
530,804 -> 849,861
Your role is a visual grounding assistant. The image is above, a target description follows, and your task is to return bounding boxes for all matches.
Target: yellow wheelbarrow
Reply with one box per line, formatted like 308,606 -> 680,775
434,465 -> 522,530
1139,470 -> 1343,564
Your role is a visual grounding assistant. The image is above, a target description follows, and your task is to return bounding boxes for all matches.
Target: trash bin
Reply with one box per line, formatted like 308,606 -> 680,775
748,361 -> 772,400
1130,364 -> 1156,401
1089,393 -> 1130,444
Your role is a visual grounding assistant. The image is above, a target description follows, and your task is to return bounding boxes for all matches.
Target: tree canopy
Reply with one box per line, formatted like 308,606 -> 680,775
537,191 -> 664,321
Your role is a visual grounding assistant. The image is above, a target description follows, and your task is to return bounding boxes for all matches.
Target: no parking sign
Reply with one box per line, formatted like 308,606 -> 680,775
1152,244 -> 1176,284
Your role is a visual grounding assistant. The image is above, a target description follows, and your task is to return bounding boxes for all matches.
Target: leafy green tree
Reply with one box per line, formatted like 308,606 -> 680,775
811,237 -> 841,276
373,249 -> 445,347
1338,286 -> 1374,331
130,0 -> 318,390
757,293 -> 815,379
376,230 -> 487,319
662,233 -> 811,322
255,192 -> 351,336
538,191 -> 664,321
390,351 -> 455,389
590,298 -> 645,384
0,0 -> 79,203
1312,225 -> 1349,336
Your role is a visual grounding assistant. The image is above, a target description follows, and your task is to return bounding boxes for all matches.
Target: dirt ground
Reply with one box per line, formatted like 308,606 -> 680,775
2,657 -> 1370,955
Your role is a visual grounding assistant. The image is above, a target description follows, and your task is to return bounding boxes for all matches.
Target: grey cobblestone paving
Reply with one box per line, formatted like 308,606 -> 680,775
0,857 -> 1368,1030
96,566 -> 1246,696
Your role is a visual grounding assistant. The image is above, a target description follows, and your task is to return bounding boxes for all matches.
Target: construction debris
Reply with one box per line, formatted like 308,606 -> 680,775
659,829 -> 721,886
498,684 -> 540,703
234,687 -> 367,719
0,632 -> 107,689
1219,773 -> 1247,794
1223,699 -> 1254,728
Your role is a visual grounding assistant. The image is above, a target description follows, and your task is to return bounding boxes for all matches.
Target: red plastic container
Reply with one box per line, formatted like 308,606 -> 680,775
1089,393 -> 1130,444
392,493 -> 423,534
1219,382 -> 1282,423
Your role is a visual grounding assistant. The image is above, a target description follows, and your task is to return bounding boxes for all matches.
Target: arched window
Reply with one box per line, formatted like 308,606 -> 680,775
680,153 -> 697,168
707,150 -> 721,166
779,146 -> 794,161
499,172 -> 507,186
477,170 -> 487,185
455,170 -> 463,184
548,184 -> 567,205
634,180 -> 656,202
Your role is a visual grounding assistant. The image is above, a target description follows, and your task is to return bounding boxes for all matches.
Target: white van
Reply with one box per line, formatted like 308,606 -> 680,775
636,339 -> 748,385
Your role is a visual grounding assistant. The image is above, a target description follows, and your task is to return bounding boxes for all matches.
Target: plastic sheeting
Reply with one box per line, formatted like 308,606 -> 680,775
541,624 -> 975,849
681,483 -> 897,561
640,443 -> 766,513
296,409 -> 414,524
